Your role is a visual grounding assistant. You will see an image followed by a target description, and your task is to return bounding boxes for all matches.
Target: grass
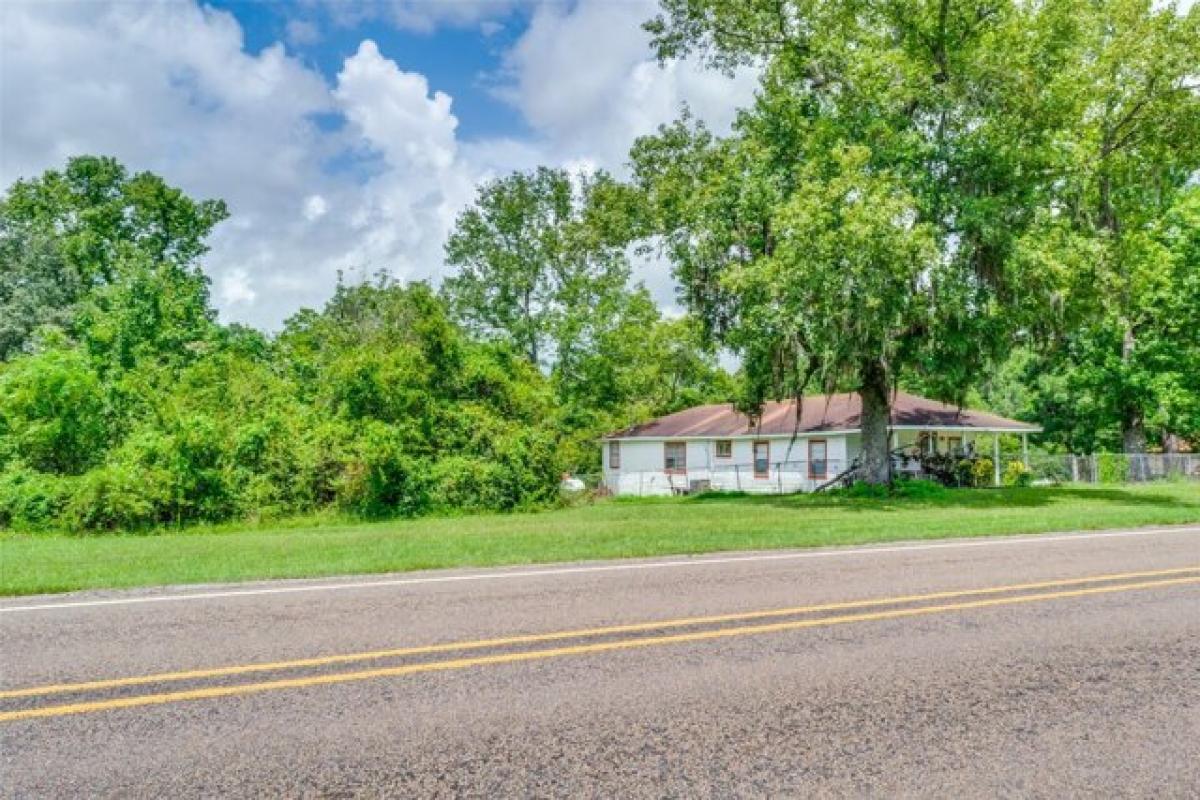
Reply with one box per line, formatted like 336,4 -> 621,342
3,482 -> 1200,597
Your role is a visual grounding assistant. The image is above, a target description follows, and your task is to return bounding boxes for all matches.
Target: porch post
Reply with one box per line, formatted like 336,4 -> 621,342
992,434 -> 1001,487
1021,433 -> 1029,468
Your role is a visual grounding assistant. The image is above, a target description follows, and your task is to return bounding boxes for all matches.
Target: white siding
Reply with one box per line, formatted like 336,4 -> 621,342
603,434 -> 851,496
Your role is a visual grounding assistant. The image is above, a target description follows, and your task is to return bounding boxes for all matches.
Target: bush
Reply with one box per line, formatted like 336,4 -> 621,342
63,464 -> 167,531
0,347 -> 109,474
336,423 -> 429,518
893,478 -> 948,499
1097,453 -> 1130,483
1003,460 -> 1032,487
427,456 -> 507,513
0,465 -> 72,528
841,481 -> 890,499
972,458 -> 995,487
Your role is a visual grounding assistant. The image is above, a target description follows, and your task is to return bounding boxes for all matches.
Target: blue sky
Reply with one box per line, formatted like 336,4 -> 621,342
207,0 -> 533,141
1,0 -> 757,328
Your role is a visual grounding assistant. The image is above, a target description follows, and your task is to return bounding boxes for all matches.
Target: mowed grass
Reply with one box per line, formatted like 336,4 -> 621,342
3,482 -> 1200,596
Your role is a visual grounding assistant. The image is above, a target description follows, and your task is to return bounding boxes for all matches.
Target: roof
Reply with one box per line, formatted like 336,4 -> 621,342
605,391 -> 1040,439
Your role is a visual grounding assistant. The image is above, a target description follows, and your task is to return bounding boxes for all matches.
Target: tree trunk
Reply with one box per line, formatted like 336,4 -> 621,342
1121,326 -> 1147,479
858,360 -> 892,485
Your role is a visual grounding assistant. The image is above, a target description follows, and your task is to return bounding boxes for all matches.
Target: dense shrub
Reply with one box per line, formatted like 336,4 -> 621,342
335,423 -> 431,519
893,478 -> 948,499
1003,460 -> 1033,487
0,347 -> 108,474
427,456 -> 508,513
62,464 -> 166,531
971,458 -> 995,487
0,465 -> 73,528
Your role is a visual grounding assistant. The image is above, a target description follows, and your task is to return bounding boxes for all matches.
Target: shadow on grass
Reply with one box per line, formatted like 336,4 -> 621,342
673,483 -> 1200,513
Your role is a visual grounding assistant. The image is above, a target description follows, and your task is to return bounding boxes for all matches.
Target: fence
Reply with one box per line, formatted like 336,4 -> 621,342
1024,452 -> 1200,485
596,453 -> 1200,497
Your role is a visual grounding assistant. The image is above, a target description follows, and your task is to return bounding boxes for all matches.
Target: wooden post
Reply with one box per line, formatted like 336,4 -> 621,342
1021,433 -> 1029,468
993,434 -> 1001,487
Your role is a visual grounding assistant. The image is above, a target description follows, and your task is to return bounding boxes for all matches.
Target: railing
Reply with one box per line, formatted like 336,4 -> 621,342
601,460 -> 848,497
595,453 -> 1200,497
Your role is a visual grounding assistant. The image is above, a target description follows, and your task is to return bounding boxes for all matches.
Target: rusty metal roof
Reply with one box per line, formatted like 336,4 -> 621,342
605,391 -> 1040,439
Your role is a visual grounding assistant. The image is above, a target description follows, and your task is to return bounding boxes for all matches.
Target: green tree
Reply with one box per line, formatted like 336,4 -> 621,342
0,155 -> 228,361
1020,0 -> 1200,453
635,0 -> 1077,482
0,345 -> 108,475
0,226 -> 80,361
442,167 -> 642,370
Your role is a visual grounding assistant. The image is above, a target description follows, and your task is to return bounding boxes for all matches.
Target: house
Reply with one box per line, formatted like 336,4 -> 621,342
601,391 -> 1041,496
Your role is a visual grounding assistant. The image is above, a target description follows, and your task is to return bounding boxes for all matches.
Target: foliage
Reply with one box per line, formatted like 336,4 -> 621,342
892,479 -> 949,500
972,458 -> 995,488
1003,460 -> 1033,488
632,0 -> 1200,478
1097,453 -> 1132,484
0,156 -> 226,360
441,165 -> 735,469
0,346 -> 108,475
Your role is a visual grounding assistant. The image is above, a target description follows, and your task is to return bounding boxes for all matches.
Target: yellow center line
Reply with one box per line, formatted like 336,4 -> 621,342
2,574 -> 1196,723
3,564 -> 1197,701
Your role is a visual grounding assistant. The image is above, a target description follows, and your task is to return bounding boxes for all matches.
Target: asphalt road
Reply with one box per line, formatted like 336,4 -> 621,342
3,525 -> 1199,798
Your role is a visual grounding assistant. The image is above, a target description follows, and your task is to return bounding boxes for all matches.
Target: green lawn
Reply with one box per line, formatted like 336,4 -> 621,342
3,482 -> 1200,596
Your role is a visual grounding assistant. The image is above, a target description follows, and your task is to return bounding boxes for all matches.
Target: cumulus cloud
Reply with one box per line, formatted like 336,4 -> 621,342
0,3 -> 481,329
498,0 -> 757,171
495,0 -> 758,308
0,0 -> 757,328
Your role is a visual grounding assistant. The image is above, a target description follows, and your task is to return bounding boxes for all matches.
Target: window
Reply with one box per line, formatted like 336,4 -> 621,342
608,441 -> 620,469
808,439 -> 828,479
715,440 -> 733,458
753,441 -> 770,478
946,436 -> 962,455
664,442 -> 687,473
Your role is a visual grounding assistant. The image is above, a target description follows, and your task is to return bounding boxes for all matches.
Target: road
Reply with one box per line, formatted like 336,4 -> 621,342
2,525 -> 1199,798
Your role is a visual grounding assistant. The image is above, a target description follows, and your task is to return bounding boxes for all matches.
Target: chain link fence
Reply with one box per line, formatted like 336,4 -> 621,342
1024,452 -> 1200,484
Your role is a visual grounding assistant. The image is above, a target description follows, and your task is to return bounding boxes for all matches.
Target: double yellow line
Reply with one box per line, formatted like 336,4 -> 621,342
3,566 -> 1197,723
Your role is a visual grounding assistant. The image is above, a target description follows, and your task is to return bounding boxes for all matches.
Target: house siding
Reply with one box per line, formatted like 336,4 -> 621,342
603,434 -> 849,496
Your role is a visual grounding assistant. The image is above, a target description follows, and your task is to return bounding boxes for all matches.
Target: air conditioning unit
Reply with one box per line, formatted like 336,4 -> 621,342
689,479 -> 712,494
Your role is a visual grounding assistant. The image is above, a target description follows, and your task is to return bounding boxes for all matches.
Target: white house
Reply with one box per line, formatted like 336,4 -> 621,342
600,391 -> 1041,496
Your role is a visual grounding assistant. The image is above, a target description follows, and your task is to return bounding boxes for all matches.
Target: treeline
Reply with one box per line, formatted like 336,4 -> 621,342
0,159 -> 730,531
4,0 -> 1199,529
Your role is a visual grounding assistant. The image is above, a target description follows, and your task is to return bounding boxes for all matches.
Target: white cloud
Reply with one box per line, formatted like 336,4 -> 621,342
303,194 -> 329,221
218,268 -> 258,306
499,0 -> 757,170
0,0 -> 758,328
0,3 -> 480,329
495,0 -> 758,308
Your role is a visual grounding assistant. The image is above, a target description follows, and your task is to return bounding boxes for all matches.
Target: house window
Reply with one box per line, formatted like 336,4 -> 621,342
753,441 -> 770,478
946,436 -> 962,455
608,441 -> 620,469
715,440 -> 733,458
664,442 -> 687,474
808,439 -> 828,479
